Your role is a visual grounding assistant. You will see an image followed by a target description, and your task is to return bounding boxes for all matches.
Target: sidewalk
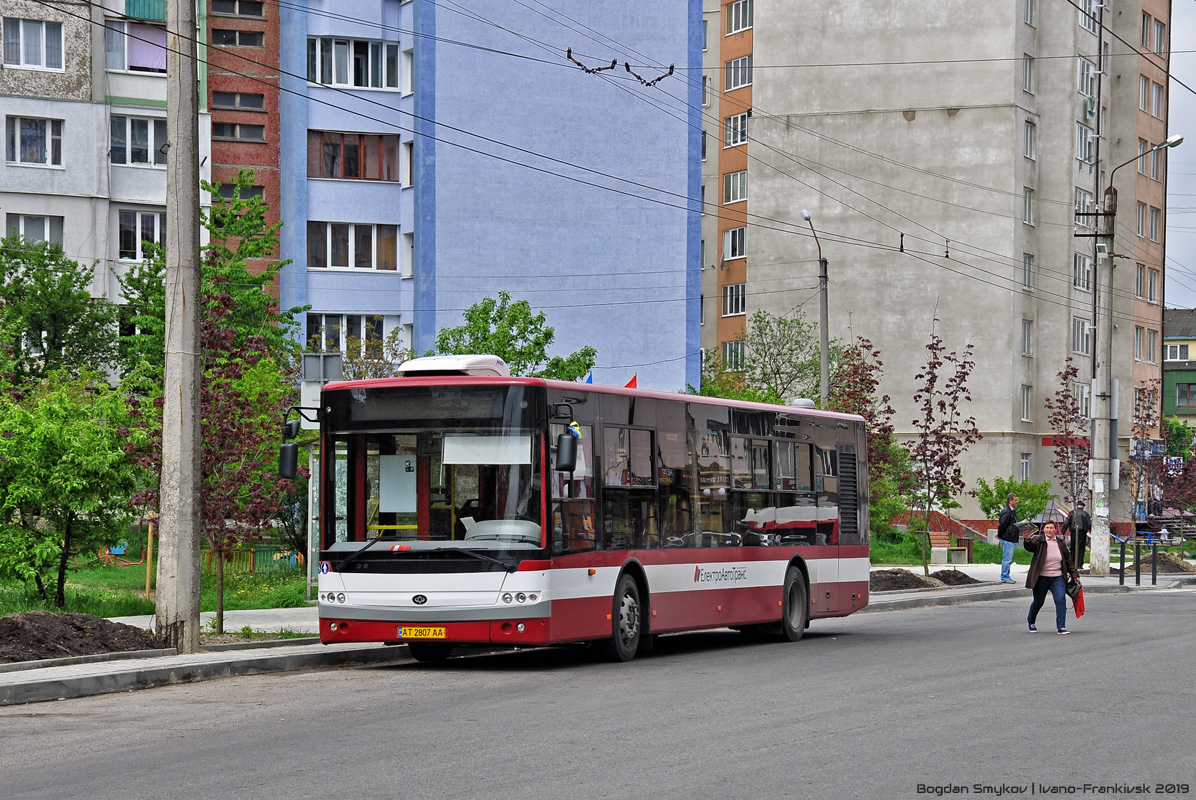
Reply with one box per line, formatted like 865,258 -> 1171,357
1,563 -> 1189,706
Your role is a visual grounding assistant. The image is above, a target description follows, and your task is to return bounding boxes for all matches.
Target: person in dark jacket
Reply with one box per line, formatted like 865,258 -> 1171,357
996,494 -> 1019,583
1024,520 -> 1080,634
1061,500 -> 1092,567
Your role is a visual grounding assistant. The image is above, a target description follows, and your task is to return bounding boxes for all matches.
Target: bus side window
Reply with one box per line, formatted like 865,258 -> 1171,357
551,424 -> 595,554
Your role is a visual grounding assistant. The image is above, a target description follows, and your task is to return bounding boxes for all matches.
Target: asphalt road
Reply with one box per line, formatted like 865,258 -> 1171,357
2,589 -> 1193,800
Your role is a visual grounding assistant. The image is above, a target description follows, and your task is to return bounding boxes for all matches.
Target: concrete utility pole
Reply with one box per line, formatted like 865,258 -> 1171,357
1092,135 -> 1183,578
801,210 -> 829,406
158,0 -> 203,652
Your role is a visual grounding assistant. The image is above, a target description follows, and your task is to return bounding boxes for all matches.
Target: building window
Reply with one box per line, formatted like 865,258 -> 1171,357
1024,0 -> 1036,25
1074,188 -> 1093,228
110,115 -> 167,166
211,0 -> 265,17
1023,253 -> 1034,289
402,231 -> 414,277
702,76 -> 711,107
725,55 -> 752,90
306,313 -> 384,353
1019,453 -> 1032,481
1022,54 -> 1035,93
1074,382 -> 1091,418
1077,57 -> 1097,97
1178,385 -> 1196,408
1140,76 -> 1150,111
1072,316 -> 1091,356
721,340 -> 746,371
1138,139 -> 1149,174
701,130 -> 707,161
725,112 -> 749,147
401,48 -> 413,95
104,20 -> 167,73
6,214 -> 63,246
1167,344 -> 1190,361
2,18 -> 63,70
1134,326 -> 1144,360
1023,188 -> 1034,225
724,170 -> 747,204
722,283 -> 746,316
212,122 -> 265,141
306,221 -> 398,270
306,131 -> 399,180
1022,320 -> 1033,355
1150,147 -> 1162,181
118,210 -> 166,261
1142,12 -> 1153,48
1078,0 -> 1098,33
1151,82 -> 1164,118
6,117 -> 63,167
1024,121 -> 1036,159
401,140 -> 413,186
1154,20 -> 1166,55
702,20 -> 708,51
1149,207 -> 1160,242
1136,202 -> 1147,237
1136,263 -> 1146,297
1074,122 -> 1094,163
307,36 -> 399,89
216,183 -> 264,201
1073,253 -> 1092,291
1148,268 -> 1159,303
726,0 -> 753,34
212,29 -> 263,48
211,91 -> 264,110
723,226 -> 747,260
1021,386 -> 1033,422
1147,329 -> 1158,363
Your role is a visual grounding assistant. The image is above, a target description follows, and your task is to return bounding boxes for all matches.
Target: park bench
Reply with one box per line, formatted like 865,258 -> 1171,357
929,530 -> 970,564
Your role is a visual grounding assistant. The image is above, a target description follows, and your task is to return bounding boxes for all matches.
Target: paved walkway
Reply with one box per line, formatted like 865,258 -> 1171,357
1,561 -> 1190,706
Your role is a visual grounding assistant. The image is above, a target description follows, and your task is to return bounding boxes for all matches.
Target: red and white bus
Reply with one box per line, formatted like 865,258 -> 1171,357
281,355 -> 870,662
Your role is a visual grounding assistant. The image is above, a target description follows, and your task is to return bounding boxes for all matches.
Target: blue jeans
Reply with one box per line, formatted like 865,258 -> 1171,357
1000,539 -> 1016,582
1028,575 -> 1068,630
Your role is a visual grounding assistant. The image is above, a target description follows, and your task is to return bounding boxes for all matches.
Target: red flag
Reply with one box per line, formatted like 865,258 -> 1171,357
624,374 -> 637,388
1074,587 -> 1085,619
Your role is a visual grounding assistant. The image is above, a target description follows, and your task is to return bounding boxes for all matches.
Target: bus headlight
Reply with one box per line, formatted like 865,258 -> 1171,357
516,592 -> 526,603
502,593 -> 513,604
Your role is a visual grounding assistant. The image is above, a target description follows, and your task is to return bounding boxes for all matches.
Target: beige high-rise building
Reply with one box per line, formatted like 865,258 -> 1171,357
700,0 -> 1173,523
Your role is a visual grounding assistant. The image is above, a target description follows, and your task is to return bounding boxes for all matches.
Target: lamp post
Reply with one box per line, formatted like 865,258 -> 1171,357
1088,134 -> 1182,577
801,209 -> 829,406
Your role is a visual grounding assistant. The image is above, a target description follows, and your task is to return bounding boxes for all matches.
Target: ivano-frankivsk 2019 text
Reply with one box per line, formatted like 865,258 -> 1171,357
916,784 -> 1190,796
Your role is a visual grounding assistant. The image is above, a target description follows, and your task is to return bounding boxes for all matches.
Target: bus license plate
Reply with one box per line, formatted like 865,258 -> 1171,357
399,626 -> 446,639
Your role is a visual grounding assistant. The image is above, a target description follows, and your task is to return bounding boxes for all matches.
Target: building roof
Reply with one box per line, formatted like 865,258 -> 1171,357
1164,308 -> 1196,339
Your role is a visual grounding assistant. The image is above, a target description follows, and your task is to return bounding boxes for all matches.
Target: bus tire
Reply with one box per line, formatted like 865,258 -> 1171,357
780,566 -> 809,642
605,573 -> 643,662
407,642 -> 453,663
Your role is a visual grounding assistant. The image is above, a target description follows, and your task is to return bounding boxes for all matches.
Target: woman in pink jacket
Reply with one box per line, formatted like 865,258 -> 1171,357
1024,520 -> 1081,635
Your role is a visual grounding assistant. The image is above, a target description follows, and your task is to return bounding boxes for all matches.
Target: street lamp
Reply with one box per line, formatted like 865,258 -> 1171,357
801,209 -> 829,406
1087,133 -> 1182,577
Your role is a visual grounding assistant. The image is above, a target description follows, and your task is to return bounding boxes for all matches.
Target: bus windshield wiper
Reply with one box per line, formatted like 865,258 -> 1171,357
334,536 -> 401,572
435,547 -> 517,572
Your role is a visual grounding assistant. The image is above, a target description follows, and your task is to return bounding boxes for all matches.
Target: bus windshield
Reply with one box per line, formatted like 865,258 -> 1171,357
321,384 -> 545,551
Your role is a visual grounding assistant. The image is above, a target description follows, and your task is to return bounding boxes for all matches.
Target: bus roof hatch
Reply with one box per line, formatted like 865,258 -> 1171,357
397,354 -> 511,378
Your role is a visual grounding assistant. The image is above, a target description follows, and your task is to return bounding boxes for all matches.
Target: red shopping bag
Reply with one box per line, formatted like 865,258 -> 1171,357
1073,586 -> 1085,619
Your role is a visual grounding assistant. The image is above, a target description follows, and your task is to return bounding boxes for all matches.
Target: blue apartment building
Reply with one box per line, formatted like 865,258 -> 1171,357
278,0 -> 700,390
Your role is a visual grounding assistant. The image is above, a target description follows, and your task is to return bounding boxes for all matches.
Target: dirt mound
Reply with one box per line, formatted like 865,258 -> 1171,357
1129,551 -> 1196,573
931,569 -> 983,586
870,569 -> 934,591
0,611 -> 164,664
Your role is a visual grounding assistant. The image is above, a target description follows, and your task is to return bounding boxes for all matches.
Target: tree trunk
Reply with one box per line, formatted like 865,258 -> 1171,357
216,551 -> 225,635
56,512 -> 74,608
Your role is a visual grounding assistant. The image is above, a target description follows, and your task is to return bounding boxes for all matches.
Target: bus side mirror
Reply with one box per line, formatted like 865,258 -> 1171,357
282,419 -> 300,440
555,433 -> 577,473
279,442 -> 299,480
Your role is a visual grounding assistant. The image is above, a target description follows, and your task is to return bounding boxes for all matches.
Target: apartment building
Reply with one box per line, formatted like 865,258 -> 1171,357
2,0 -> 212,305
702,0 -> 1172,520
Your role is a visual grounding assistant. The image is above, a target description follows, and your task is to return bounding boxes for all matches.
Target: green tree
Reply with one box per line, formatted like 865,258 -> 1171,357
432,291 -> 596,380
1165,416 -> 1193,458
687,348 -> 781,403
0,369 -> 138,606
972,476 -> 1051,522
0,236 -> 118,381
744,309 -> 836,403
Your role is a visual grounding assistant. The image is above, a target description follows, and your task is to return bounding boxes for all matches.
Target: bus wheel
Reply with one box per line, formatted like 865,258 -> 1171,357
407,642 -> 453,663
780,566 -> 809,642
605,573 -> 642,662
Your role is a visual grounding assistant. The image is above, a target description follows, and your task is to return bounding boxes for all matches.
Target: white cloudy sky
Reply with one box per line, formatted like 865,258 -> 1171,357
1166,0 -> 1196,307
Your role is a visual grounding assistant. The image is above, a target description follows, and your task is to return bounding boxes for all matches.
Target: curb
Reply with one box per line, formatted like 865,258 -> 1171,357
0,643 -> 407,707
